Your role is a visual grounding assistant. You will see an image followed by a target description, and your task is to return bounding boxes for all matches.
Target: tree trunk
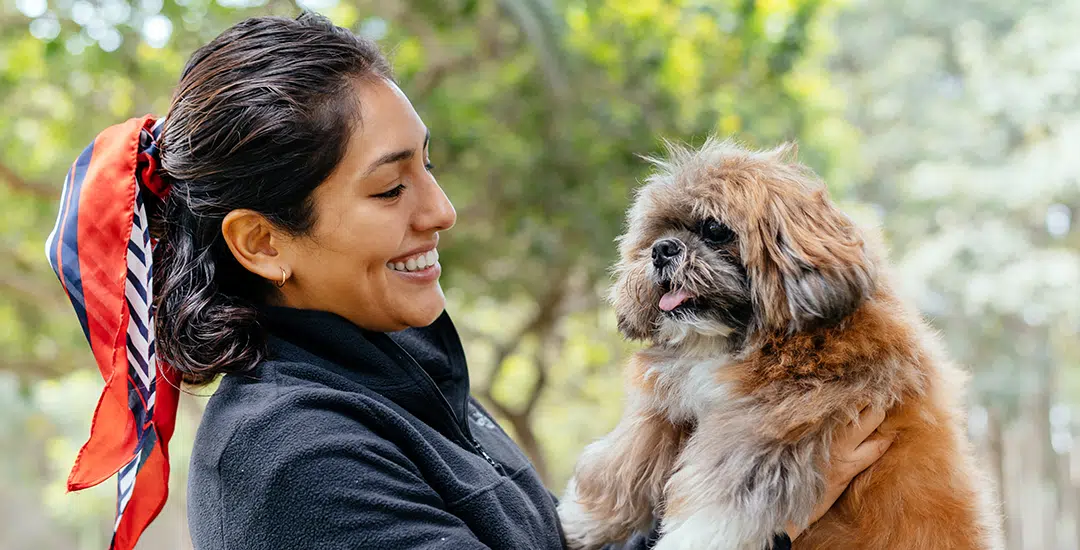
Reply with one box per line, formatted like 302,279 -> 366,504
476,266 -> 570,486
985,406 -> 1010,547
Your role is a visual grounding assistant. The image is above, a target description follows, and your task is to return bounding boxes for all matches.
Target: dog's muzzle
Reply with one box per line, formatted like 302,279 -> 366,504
652,238 -> 684,269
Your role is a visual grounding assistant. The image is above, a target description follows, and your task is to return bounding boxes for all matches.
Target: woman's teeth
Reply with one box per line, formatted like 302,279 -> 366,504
388,249 -> 439,272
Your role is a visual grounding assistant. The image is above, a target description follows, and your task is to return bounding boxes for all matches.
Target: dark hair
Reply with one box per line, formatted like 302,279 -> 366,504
153,12 -> 392,385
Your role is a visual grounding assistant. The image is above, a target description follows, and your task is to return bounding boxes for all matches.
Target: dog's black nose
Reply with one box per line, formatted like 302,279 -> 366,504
651,238 -> 683,268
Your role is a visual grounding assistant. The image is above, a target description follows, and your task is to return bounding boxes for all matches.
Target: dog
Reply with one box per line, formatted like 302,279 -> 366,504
556,138 -> 1003,550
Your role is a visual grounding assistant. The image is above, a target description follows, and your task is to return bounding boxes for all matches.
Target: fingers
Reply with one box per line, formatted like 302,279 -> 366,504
854,404 -> 887,440
838,404 -> 887,452
844,432 -> 894,475
806,426 -> 892,539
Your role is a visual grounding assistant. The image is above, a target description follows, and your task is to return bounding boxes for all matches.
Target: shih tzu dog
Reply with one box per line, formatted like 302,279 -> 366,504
557,139 -> 1002,550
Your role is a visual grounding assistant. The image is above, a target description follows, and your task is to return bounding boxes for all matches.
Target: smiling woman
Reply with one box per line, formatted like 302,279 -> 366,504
43,10 -> 891,550
220,80 -> 455,334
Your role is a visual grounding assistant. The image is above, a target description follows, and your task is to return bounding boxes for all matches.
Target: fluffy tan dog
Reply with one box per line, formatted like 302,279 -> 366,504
557,139 -> 1003,550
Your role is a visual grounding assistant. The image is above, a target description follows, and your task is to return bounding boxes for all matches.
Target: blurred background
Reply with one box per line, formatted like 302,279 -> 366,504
1,0 -> 1078,548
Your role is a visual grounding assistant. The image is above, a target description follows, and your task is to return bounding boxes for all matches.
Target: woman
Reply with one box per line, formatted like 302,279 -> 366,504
46,12 -> 891,550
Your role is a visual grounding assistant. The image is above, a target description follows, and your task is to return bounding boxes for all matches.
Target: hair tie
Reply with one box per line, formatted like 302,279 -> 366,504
44,114 -> 181,550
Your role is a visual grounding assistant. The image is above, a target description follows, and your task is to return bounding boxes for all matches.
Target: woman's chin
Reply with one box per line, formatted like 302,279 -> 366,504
399,287 -> 447,328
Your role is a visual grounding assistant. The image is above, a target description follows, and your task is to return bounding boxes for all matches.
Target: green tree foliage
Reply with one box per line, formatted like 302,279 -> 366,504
0,0 -> 851,545
830,4 -> 1080,545
830,0 -> 1080,406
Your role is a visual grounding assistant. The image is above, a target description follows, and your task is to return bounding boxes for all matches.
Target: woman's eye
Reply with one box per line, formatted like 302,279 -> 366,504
701,219 -> 735,244
373,184 -> 405,199
424,162 -> 435,172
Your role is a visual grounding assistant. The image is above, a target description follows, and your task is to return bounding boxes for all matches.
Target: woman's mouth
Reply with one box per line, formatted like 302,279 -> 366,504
387,248 -> 439,273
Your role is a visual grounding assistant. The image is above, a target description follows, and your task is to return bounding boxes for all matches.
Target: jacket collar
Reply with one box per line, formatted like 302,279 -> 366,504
257,306 -> 472,438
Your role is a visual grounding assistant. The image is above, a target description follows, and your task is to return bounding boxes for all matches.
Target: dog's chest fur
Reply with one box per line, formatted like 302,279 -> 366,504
639,351 -> 734,424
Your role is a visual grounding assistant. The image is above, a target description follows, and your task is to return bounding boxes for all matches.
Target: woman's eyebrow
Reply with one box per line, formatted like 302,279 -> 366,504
362,129 -> 431,177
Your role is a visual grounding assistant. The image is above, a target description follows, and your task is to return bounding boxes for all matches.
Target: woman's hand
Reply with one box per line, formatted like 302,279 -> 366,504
786,404 -> 893,541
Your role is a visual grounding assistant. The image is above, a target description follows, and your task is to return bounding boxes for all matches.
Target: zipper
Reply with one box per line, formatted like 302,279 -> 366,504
471,436 -> 505,474
380,334 -> 507,477
433,316 -> 508,476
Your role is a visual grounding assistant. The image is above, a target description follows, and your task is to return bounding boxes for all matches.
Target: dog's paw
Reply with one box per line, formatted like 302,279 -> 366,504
558,504 -> 607,549
557,478 -> 612,550
558,477 -> 652,550
654,509 -> 761,550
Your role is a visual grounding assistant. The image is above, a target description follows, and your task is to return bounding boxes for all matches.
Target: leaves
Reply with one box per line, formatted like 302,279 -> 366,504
830,0 -> 1080,405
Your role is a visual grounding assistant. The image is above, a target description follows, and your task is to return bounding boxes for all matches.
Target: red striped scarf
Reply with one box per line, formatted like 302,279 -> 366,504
45,115 -> 181,550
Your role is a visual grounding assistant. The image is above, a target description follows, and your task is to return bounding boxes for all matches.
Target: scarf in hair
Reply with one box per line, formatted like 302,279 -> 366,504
44,114 -> 181,550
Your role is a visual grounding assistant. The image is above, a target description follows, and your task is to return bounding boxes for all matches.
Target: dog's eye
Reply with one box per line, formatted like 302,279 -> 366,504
701,219 -> 735,245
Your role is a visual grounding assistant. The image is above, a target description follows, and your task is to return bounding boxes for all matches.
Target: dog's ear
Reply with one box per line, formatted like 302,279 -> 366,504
747,185 -> 875,333
778,233 -> 874,331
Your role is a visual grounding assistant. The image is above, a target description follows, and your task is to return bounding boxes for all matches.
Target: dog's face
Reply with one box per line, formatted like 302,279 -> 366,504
610,139 -> 875,350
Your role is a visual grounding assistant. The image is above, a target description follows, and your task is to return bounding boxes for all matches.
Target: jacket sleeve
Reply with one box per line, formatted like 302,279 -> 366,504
216,411 -> 491,550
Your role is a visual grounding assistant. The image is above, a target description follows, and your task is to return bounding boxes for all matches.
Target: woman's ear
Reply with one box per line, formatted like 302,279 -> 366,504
221,209 -> 288,284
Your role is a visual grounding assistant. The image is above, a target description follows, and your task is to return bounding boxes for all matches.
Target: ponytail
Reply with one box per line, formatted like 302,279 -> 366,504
153,202 -> 264,386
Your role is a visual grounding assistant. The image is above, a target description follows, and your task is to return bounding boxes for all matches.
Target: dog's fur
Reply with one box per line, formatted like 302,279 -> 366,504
557,139 -> 1003,550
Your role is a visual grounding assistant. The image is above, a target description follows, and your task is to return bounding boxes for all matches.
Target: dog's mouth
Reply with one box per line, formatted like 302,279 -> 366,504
658,281 -> 695,313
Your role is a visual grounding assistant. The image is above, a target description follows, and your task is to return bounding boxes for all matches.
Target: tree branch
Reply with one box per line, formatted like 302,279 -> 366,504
0,162 -> 55,199
474,264 -> 573,484
479,263 -> 570,385
524,344 -> 548,417
0,270 -> 70,313
391,1 -> 507,101
409,53 -> 485,99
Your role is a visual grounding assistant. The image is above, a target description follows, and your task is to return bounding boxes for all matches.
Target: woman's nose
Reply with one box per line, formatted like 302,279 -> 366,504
416,176 -> 456,233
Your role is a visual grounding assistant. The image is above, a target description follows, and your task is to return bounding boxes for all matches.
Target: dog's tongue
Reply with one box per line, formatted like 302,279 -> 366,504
659,289 -> 691,312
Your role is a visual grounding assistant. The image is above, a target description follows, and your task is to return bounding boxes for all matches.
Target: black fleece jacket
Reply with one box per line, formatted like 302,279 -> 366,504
186,306 -> 791,550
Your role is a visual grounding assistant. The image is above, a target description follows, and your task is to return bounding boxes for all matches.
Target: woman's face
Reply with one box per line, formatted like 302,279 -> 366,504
278,78 -> 456,332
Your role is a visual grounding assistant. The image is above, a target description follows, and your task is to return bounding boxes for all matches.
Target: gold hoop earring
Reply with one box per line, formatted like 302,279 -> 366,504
276,267 -> 288,288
